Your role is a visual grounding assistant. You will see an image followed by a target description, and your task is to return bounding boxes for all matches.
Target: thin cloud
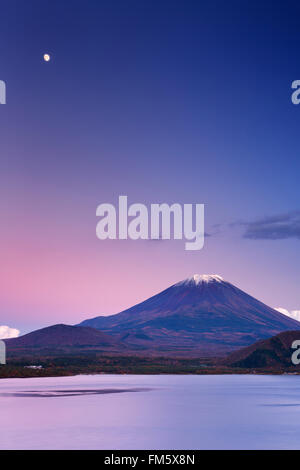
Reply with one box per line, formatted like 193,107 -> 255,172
275,308 -> 300,322
147,231 -> 212,241
240,211 -> 300,240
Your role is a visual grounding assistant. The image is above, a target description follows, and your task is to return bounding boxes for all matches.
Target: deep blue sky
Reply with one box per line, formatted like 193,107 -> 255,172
1,1 -> 300,333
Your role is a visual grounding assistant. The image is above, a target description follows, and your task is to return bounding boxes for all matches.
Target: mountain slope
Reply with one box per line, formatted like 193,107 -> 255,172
224,330 -> 300,369
79,274 -> 300,355
5,324 -> 125,353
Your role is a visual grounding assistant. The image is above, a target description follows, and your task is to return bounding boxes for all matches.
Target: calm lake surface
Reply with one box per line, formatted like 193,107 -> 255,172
1,374 -> 300,449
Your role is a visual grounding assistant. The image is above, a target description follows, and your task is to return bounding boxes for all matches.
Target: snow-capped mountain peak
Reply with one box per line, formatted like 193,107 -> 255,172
177,274 -> 224,286
80,274 -> 300,354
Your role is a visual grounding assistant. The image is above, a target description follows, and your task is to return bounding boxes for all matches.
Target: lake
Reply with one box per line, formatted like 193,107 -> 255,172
0,374 -> 300,449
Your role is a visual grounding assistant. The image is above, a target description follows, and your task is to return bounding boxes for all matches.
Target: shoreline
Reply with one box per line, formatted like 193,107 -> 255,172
1,367 -> 299,380
2,352 -> 299,379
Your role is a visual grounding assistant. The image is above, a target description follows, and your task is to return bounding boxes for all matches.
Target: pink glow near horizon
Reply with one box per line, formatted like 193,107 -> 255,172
2,225 -> 299,335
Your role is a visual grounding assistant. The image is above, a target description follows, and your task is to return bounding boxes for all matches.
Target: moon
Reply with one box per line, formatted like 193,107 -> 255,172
43,54 -> 50,62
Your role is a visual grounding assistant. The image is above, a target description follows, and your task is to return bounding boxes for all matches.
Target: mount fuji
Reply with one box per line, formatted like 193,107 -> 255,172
79,274 -> 300,355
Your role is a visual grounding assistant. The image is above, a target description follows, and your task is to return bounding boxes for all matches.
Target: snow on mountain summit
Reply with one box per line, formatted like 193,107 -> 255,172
177,274 -> 224,286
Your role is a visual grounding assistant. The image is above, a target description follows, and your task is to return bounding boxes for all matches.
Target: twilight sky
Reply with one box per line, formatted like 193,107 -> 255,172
1,0 -> 300,334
